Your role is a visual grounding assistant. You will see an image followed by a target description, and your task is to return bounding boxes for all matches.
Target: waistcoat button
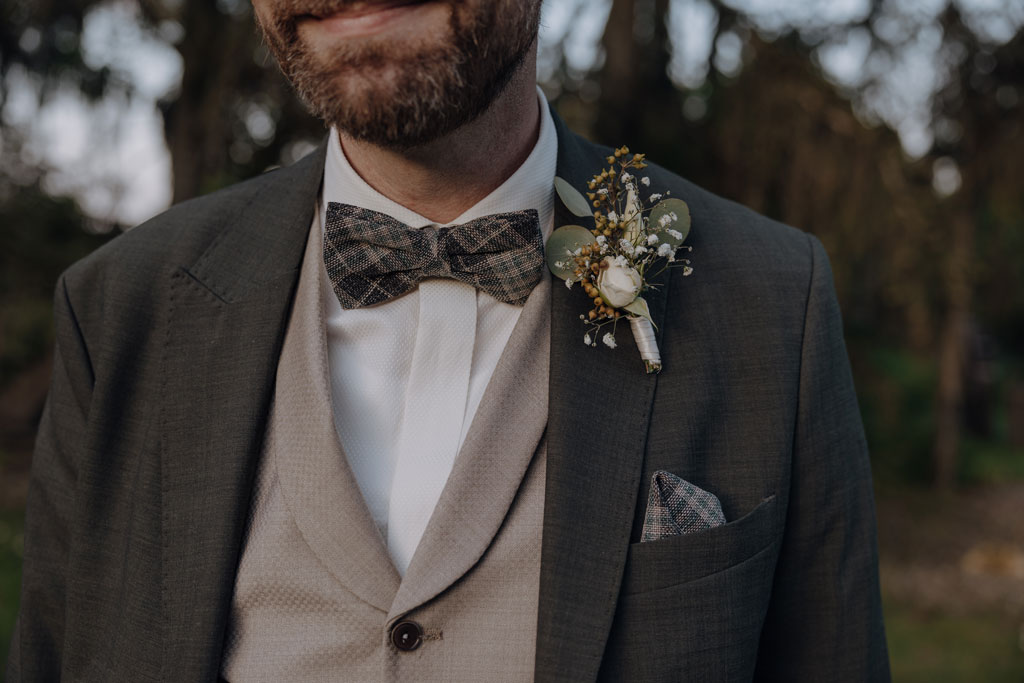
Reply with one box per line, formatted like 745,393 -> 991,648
391,620 -> 424,652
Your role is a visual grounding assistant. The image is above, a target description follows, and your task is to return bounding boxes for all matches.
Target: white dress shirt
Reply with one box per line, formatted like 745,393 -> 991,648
319,88 -> 557,575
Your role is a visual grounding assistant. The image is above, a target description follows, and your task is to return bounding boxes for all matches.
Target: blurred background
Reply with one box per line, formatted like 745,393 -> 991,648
1,0 -> 1022,677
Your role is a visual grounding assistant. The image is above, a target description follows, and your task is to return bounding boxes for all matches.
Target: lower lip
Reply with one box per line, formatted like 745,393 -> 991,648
302,1 -> 434,39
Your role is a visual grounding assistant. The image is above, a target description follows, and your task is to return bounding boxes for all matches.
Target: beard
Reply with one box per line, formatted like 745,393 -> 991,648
256,1 -> 541,150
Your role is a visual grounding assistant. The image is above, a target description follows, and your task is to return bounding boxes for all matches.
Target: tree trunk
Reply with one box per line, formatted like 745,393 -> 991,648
163,5 -> 253,203
933,211 -> 972,490
595,0 -> 671,146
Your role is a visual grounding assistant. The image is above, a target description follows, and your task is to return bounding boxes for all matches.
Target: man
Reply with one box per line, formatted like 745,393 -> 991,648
8,0 -> 890,680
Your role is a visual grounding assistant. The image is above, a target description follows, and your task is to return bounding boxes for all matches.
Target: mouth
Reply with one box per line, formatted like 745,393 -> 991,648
302,0 -> 429,20
297,0 -> 436,35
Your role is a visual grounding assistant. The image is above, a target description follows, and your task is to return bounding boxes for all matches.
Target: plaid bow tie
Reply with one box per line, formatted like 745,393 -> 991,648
323,202 -> 545,309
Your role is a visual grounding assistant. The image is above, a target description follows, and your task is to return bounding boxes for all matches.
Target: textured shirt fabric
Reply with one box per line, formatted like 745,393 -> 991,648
321,88 -> 557,574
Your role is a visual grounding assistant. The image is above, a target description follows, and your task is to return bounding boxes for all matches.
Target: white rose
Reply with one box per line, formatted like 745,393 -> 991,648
597,257 -> 642,308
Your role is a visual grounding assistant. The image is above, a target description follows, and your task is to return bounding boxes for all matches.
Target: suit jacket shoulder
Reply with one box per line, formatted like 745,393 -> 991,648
648,157 -> 814,296
61,142 -> 328,342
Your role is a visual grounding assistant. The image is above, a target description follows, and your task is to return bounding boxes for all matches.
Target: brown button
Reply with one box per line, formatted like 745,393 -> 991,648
391,620 -> 423,651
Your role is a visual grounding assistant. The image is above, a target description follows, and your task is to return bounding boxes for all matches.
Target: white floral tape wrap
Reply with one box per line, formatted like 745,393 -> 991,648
629,316 -> 662,373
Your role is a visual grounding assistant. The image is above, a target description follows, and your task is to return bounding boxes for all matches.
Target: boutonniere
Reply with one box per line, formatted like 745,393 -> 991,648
548,146 -> 693,374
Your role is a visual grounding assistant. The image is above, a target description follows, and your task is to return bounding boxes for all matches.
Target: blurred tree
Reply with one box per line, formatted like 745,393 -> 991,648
148,0 -> 323,201
928,12 -> 1024,488
1,0 -> 323,205
547,0 -> 1023,488
0,0 -> 323,435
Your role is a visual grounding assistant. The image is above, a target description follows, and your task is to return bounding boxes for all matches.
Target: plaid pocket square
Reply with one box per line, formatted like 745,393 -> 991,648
640,470 -> 727,542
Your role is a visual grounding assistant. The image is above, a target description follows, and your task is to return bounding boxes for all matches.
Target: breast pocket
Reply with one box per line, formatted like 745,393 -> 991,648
620,493 -> 780,595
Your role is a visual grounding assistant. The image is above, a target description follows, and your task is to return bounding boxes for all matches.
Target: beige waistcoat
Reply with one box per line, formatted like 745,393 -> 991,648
220,215 -> 550,682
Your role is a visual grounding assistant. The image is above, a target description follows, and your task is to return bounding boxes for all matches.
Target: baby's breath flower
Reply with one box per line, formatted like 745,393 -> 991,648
607,211 -> 618,223
618,239 -> 635,256
641,177 -> 651,186
666,228 -> 683,240
647,234 -> 659,245
634,245 -> 648,256
603,333 -> 617,349
565,278 -> 575,289
657,243 -> 674,258
658,214 -> 672,228
597,188 -> 609,195
584,333 -> 592,346
613,254 -> 629,267
683,266 -> 694,276
649,192 -> 662,201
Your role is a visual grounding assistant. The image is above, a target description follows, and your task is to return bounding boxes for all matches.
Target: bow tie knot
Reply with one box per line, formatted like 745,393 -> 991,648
413,228 -> 455,279
323,203 -> 545,309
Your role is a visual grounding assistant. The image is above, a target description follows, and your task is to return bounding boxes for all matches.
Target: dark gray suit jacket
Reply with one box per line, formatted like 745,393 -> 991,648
8,113 -> 890,681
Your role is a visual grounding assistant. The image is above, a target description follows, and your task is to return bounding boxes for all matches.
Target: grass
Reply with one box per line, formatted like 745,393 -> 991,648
960,438 -> 1024,485
885,600 -> 1024,682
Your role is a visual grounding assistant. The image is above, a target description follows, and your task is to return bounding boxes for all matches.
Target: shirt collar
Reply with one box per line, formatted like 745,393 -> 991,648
320,85 -> 558,241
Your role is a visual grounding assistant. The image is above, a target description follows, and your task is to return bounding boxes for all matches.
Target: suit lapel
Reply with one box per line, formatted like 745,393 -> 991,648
159,142 -> 328,682
273,208 -> 401,612
535,114 -> 671,683
388,274 -> 551,622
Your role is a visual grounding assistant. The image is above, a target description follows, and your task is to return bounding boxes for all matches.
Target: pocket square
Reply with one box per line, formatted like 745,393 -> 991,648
641,471 -> 727,542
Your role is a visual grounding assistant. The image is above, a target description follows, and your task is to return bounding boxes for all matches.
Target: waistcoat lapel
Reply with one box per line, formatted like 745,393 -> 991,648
535,113 -> 671,683
388,274 -> 552,622
273,209 -> 401,611
159,142 -> 329,681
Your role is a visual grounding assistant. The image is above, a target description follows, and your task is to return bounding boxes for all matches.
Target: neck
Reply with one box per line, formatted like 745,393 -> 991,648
338,45 -> 541,224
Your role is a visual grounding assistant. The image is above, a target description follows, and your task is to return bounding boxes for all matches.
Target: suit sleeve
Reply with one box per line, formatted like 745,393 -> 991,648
6,274 -> 92,682
753,235 -> 890,681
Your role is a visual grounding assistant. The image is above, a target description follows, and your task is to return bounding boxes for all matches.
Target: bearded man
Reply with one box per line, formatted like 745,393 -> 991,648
8,1 -> 890,681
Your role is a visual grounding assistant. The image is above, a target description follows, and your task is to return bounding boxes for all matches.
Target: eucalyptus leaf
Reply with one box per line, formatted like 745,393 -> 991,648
545,225 -> 598,280
554,176 -> 594,218
623,296 -> 656,328
649,198 -> 691,247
